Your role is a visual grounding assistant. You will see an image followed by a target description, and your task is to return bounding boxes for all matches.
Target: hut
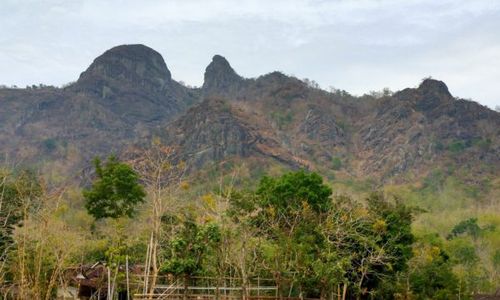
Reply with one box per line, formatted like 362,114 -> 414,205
474,289 -> 500,300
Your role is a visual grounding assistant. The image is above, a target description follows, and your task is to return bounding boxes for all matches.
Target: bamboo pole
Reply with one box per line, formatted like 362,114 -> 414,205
144,232 -> 154,296
257,276 -> 260,299
143,239 -> 150,294
108,266 -> 111,300
126,255 -> 130,300
111,264 -> 120,299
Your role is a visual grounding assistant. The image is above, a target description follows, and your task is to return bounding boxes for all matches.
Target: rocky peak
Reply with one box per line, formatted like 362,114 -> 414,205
418,78 -> 451,98
76,44 -> 172,93
202,55 -> 243,93
413,78 -> 453,112
68,44 -> 197,125
393,78 -> 453,112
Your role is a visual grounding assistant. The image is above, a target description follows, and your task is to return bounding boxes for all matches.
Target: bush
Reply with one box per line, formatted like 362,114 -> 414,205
331,157 -> 342,170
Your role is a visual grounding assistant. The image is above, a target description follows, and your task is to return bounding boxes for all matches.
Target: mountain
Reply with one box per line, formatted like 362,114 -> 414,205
0,44 -> 198,176
0,44 -> 498,187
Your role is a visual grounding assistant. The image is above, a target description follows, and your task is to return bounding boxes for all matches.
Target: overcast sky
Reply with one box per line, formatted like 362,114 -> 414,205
1,0 -> 499,108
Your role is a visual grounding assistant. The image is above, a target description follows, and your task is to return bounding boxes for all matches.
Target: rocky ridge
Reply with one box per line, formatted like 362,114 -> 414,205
0,44 -> 498,184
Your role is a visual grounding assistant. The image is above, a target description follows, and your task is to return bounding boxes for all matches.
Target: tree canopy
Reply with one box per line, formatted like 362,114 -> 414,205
83,156 -> 145,219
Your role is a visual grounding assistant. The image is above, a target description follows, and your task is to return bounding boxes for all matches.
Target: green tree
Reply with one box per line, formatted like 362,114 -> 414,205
229,173 -> 416,299
408,234 -> 458,299
160,214 -> 221,276
326,192 -> 414,298
447,218 -> 482,240
247,171 -> 335,298
366,192 -> 414,275
256,170 -> 332,216
83,156 -> 145,219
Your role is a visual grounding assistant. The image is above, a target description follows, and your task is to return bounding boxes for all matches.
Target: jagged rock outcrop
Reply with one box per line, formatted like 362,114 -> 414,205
162,98 -> 303,169
202,55 -> 244,96
299,108 -> 346,148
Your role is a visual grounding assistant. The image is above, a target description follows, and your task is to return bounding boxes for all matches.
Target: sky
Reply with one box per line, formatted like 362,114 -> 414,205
1,0 -> 499,109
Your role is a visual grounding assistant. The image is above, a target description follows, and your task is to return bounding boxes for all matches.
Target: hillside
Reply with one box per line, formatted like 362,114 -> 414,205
0,44 -> 498,187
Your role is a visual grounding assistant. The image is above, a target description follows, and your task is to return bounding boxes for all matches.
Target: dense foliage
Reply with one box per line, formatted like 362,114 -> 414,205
83,155 -> 146,219
0,162 -> 498,299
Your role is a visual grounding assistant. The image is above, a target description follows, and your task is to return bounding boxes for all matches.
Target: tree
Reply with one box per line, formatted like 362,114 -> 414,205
6,174 -> 86,299
161,216 -> 221,277
126,139 -> 187,293
407,234 -> 458,299
83,156 -> 145,219
241,171 -> 334,298
321,193 -> 414,299
0,169 -> 42,278
256,170 -> 332,217
228,172 -> 416,299
356,192 -> 414,297
447,218 -> 482,240
366,192 -> 414,274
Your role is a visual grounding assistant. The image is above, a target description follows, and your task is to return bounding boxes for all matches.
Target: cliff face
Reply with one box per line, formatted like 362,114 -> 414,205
0,44 -> 498,184
72,44 -> 198,124
162,97 -> 303,169
202,55 -> 244,97
76,44 -> 173,93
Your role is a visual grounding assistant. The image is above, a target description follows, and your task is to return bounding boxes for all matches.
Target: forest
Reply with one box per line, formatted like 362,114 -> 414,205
0,142 -> 499,300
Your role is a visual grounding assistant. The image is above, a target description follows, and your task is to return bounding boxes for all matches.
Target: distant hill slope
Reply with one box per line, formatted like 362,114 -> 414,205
0,44 -> 498,185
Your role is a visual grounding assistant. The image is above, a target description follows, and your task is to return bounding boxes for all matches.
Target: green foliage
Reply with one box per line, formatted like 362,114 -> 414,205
229,171 -> 416,298
447,238 -> 479,266
3,162 -> 498,298
474,137 -> 492,150
434,140 -> 445,152
408,234 -> 459,299
421,169 -> 446,193
448,237 -> 491,293
493,250 -> 500,269
161,215 -> 221,276
256,170 -> 332,215
252,171 -> 334,297
447,218 -> 481,240
331,157 -> 342,170
42,138 -> 57,153
270,111 -> 293,129
447,140 -> 467,153
83,156 -> 145,219
367,192 -> 415,273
